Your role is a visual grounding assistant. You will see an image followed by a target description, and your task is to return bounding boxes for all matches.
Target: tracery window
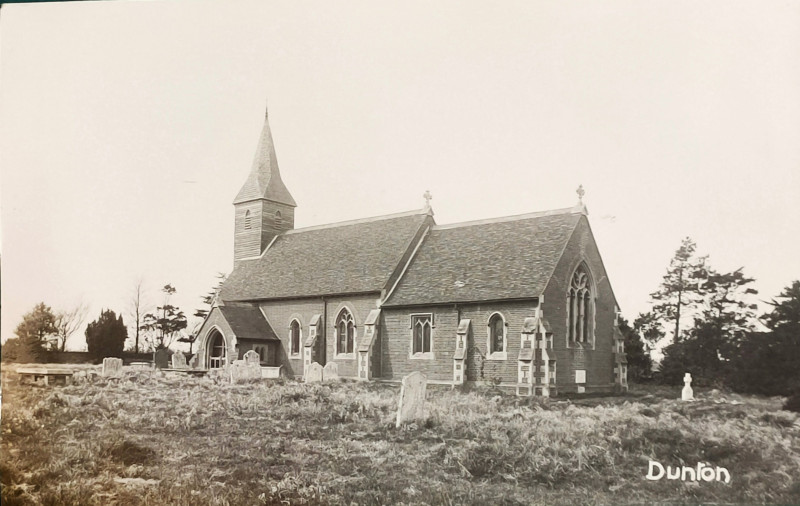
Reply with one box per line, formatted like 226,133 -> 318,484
336,309 -> 355,355
411,314 -> 432,355
290,319 -> 301,356
488,313 -> 506,355
567,264 -> 593,343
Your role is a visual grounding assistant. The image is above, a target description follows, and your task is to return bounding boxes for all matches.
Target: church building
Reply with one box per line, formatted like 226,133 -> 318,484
195,107 -> 628,395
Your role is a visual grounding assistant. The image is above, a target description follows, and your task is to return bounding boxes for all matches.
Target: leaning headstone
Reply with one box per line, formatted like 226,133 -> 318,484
323,362 -> 339,382
396,371 -> 427,428
681,372 -> 694,401
171,351 -> 187,369
153,348 -> 171,369
305,362 -> 323,383
102,357 -> 123,377
243,350 -> 260,365
229,361 -> 262,383
188,354 -> 199,369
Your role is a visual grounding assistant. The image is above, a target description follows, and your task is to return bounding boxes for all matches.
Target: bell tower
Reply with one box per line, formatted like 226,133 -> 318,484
233,105 -> 296,261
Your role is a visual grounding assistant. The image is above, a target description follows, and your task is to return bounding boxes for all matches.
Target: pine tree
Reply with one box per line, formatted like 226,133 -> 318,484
141,284 -> 187,350
649,237 -> 709,344
14,302 -> 58,362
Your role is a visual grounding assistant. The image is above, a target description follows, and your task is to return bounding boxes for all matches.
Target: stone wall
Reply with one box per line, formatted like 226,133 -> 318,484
543,215 -> 617,392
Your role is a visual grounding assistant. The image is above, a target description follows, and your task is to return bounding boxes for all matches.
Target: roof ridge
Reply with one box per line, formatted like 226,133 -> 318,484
433,206 -> 579,230
284,209 -> 426,234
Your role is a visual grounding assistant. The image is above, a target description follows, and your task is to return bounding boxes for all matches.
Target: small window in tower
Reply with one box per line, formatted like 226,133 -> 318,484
275,211 -> 282,227
244,210 -> 252,230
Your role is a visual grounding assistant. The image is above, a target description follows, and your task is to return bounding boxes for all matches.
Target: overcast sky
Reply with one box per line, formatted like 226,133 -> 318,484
1,0 -> 798,351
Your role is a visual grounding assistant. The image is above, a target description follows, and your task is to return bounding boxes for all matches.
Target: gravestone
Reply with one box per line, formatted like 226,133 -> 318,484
243,350 -> 260,365
396,371 -> 427,428
230,362 -> 262,383
171,351 -> 187,369
188,354 -> 199,369
681,373 -> 694,401
102,357 -> 123,377
323,362 -> 339,382
153,348 -> 171,369
305,362 -> 323,383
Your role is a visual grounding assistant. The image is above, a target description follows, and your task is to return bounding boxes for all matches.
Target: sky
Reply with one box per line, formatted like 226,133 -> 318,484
1,0 -> 798,352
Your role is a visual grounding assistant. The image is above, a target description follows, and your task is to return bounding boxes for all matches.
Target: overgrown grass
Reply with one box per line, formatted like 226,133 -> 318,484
2,366 -> 800,505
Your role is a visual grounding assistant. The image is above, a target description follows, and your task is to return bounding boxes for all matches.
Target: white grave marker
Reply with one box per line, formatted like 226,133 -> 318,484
305,362 -> 323,383
102,357 -> 123,377
682,373 -> 694,401
396,371 -> 427,427
243,350 -> 260,364
171,351 -> 187,369
323,362 -> 339,381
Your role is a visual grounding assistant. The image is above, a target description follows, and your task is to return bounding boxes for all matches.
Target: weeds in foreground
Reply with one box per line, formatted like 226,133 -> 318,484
2,371 -> 800,505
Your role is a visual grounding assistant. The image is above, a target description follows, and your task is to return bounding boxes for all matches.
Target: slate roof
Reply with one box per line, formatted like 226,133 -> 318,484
383,208 -> 582,307
218,302 -> 278,340
234,108 -> 296,206
220,211 -> 430,301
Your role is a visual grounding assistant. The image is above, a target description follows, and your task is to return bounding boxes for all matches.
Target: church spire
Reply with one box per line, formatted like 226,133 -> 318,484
233,104 -> 297,206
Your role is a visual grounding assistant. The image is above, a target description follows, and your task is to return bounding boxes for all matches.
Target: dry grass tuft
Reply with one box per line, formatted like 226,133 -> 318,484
2,366 -> 800,505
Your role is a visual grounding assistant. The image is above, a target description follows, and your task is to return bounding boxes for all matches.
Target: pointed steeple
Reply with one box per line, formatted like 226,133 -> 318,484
234,105 -> 297,206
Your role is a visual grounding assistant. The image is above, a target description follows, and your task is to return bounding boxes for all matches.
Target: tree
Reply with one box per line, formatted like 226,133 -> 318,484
14,302 -> 58,362
141,284 -> 187,350
648,237 -> 709,344
1,338 -> 24,362
54,301 -> 89,352
659,267 -> 758,386
193,272 -> 227,320
85,309 -> 128,360
618,316 -> 653,382
729,280 -> 800,396
180,273 -> 228,354
128,278 -> 149,353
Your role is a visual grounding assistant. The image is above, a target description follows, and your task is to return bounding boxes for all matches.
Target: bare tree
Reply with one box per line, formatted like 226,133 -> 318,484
54,301 -> 89,352
129,278 -> 149,353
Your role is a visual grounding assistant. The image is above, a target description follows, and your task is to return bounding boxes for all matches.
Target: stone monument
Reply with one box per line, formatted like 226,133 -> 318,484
305,362 -> 323,383
681,372 -> 694,401
396,371 -> 427,427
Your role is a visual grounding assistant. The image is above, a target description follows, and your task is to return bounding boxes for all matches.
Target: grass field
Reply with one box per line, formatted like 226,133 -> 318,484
2,364 -> 800,505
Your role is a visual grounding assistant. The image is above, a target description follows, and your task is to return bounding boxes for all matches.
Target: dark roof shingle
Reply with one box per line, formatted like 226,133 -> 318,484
220,211 -> 429,301
218,302 -> 278,340
384,209 -> 581,306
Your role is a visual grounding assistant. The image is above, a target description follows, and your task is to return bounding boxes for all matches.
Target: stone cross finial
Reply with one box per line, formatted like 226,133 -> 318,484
576,184 -> 585,203
684,373 -> 692,386
423,190 -> 433,210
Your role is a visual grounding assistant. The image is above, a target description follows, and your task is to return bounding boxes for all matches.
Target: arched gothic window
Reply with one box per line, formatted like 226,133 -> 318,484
336,309 -> 355,355
290,319 -> 301,355
567,265 -> 593,343
412,314 -> 432,354
275,210 -> 282,227
244,210 -> 252,230
488,313 -> 506,354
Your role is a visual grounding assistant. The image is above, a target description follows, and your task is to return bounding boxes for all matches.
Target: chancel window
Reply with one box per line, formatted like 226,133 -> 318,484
488,313 -> 506,356
567,264 -> 593,343
336,309 -> 355,355
411,314 -> 432,354
290,319 -> 301,355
